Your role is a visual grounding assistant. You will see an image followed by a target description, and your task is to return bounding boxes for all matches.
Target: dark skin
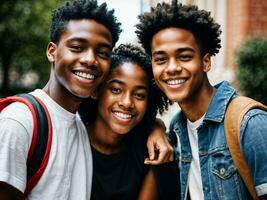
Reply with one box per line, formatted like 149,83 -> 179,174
151,27 -> 215,122
179,77 -> 215,122
45,19 -> 112,113
0,182 -> 24,200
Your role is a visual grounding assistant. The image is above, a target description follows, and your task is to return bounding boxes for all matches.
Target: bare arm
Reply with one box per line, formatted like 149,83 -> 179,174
146,118 -> 174,165
137,169 -> 159,200
0,182 -> 24,200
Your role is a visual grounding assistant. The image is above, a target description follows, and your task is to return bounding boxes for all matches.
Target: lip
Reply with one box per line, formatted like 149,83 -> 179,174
111,110 -> 134,123
72,69 -> 100,84
162,77 -> 188,89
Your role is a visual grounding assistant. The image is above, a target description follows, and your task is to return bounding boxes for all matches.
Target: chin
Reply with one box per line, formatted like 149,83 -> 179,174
111,126 -> 132,135
166,94 -> 184,103
72,89 -> 93,99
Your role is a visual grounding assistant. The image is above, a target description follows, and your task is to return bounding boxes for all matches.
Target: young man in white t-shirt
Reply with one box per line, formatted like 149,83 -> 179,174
0,0 -> 121,199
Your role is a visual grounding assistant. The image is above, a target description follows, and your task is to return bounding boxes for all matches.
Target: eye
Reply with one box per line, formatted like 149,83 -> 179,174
134,92 -> 147,100
178,54 -> 192,61
98,51 -> 110,59
97,48 -> 111,59
110,87 -> 121,94
153,57 -> 166,64
70,45 -> 83,52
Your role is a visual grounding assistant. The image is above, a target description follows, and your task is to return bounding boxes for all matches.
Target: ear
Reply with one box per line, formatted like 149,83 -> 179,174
90,88 -> 99,100
46,42 -> 57,63
202,53 -> 211,72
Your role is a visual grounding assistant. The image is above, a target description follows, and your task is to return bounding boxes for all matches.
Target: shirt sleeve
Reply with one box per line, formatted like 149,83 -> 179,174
240,108 -> 267,197
0,103 -> 33,192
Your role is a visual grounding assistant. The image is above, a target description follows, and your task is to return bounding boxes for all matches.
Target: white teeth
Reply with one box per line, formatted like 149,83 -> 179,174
75,72 -> 95,80
167,79 -> 185,85
114,112 -> 132,119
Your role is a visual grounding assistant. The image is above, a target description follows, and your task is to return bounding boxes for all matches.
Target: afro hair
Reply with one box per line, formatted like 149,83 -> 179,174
136,0 -> 221,56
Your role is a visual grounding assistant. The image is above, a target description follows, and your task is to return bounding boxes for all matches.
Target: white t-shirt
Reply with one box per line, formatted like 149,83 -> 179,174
0,89 -> 92,200
187,115 -> 205,200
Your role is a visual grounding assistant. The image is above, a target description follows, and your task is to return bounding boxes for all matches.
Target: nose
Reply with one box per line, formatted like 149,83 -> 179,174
80,49 -> 98,67
166,57 -> 182,74
118,92 -> 133,110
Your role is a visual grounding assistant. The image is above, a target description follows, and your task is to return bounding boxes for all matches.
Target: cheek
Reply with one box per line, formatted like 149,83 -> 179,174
136,101 -> 148,120
99,60 -> 111,75
152,65 -> 161,77
98,93 -> 114,110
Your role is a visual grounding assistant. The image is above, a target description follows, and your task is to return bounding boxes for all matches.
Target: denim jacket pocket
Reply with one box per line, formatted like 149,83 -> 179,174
209,150 -> 248,199
211,152 -> 236,179
211,150 -> 236,179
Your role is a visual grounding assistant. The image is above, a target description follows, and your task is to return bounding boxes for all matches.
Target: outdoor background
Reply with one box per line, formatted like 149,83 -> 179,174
1,0 -> 266,126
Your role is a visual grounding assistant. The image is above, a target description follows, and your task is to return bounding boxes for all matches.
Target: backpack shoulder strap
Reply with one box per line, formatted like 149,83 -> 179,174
225,96 -> 267,200
0,94 -> 53,195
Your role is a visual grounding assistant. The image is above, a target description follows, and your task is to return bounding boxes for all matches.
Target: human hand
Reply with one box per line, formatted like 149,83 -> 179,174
145,118 -> 174,165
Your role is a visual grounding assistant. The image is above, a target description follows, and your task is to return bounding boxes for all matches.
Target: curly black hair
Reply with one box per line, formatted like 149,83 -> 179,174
50,0 -> 122,47
78,44 -> 170,134
135,0 -> 221,56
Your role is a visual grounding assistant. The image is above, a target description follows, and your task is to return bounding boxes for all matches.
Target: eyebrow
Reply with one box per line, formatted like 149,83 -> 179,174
109,79 -> 149,90
152,47 -> 195,56
67,37 -> 112,49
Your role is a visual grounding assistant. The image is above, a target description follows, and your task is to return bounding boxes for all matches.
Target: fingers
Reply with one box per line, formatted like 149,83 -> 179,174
147,139 -> 156,161
144,145 -> 174,165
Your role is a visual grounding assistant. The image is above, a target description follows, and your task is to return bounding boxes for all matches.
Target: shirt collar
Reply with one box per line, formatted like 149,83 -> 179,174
204,81 -> 236,122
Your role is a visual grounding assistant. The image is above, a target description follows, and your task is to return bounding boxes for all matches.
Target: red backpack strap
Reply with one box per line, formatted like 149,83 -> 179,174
0,94 -> 53,195
225,96 -> 267,200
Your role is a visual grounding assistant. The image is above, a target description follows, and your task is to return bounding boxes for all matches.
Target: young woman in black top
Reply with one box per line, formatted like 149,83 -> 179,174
79,44 -> 179,200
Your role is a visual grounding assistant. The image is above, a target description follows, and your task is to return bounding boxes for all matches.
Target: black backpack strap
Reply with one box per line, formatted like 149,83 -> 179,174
0,93 -> 53,195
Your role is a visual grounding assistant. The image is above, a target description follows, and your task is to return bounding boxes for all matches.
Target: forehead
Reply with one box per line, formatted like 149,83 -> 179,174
151,27 -> 200,53
61,19 -> 112,46
107,62 -> 148,86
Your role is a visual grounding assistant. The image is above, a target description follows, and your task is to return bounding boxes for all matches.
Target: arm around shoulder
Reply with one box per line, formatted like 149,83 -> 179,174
146,118 -> 174,165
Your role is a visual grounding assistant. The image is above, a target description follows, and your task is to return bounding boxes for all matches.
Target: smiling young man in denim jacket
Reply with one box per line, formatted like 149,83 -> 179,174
136,0 -> 267,199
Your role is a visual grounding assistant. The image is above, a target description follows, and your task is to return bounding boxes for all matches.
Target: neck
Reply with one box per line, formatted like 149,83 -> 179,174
87,119 -> 124,155
43,74 -> 82,113
179,80 -> 215,122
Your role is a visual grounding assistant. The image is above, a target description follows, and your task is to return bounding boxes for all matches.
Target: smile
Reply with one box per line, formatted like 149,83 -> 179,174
113,111 -> 133,120
166,79 -> 186,85
74,71 -> 96,80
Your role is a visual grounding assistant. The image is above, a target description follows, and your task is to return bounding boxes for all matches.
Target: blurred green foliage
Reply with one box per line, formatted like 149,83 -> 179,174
235,37 -> 267,104
0,0 -> 67,96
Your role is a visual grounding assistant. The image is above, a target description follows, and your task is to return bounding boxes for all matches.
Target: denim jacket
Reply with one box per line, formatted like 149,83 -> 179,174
168,81 -> 267,200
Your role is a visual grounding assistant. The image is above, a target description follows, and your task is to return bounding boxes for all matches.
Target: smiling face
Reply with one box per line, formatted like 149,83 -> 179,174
151,27 -> 211,104
46,19 -> 112,104
96,62 -> 148,135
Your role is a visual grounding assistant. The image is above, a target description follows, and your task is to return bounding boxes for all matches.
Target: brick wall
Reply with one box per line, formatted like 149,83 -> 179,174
226,0 -> 267,70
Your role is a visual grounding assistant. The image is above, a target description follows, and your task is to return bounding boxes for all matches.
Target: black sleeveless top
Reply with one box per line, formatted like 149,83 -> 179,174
90,133 -> 180,200
90,133 -> 148,200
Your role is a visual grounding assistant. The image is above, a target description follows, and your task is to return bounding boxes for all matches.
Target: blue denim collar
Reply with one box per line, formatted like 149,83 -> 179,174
173,81 -> 236,130
204,81 -> 236,122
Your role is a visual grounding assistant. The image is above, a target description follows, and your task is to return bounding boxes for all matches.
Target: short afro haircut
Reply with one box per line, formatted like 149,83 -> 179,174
135,0 -> 221,56
78,44 -> 170,134
50,0 -> 122,47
